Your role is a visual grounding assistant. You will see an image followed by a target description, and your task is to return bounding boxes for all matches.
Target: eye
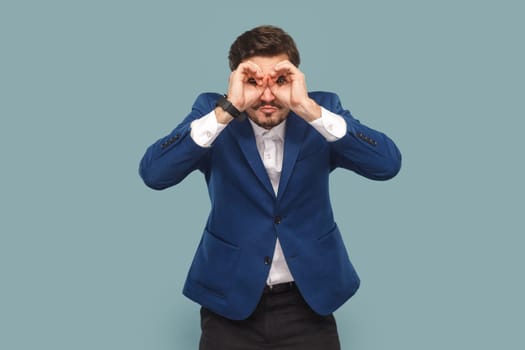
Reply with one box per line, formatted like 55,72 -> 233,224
276,75 -> 287,85
247,77 -> 257,86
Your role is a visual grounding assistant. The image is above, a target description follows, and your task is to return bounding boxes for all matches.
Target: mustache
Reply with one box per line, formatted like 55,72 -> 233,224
251,101 -> 284,109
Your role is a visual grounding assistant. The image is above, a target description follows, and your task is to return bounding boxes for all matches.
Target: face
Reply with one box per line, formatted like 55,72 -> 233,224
243,54 -> 291,129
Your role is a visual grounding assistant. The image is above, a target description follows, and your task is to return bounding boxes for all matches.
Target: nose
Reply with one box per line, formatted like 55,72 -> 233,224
260,86 -> 275,103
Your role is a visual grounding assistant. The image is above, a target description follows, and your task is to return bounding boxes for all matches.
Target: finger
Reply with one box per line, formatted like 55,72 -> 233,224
266,75 -> 274,86
272,60 -> 298,74
270,70 -> 293,86
255,74 -> 268,87
239,61 -> 264,76
244,76 -> 266,88
238,63 -> 266,86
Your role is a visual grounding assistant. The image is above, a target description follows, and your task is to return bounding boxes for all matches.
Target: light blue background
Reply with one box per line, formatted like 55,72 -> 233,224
1,0 -> 523,349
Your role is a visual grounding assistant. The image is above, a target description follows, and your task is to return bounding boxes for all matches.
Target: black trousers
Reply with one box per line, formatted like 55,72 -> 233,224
199,283 -> 341,350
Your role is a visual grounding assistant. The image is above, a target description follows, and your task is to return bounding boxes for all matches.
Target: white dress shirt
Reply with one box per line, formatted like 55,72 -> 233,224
190,107 -> 347,285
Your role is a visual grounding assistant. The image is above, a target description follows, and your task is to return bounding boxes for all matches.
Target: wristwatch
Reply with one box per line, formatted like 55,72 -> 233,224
216,95 -> 245,120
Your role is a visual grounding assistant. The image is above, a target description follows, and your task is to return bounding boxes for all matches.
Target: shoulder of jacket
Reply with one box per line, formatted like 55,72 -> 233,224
189,92 -> 223,114
194,92 -> 222,105
308,91 -> 340,106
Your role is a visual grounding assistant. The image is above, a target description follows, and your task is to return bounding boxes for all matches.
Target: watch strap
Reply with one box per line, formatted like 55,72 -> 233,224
216,95 -> 245,120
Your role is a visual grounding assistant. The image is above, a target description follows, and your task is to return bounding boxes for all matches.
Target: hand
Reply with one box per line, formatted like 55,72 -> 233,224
268,60 -> 321,122
228,61 -> 267,110
215,61 -> 266,124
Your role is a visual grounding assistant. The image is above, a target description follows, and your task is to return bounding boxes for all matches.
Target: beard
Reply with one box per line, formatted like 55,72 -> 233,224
246,105 -> 290,129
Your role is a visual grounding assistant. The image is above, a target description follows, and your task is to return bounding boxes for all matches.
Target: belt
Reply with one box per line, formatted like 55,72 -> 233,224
263,282 -> 296,294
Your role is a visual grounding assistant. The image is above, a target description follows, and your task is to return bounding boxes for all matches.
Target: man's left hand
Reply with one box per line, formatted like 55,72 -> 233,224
269,60 -> 322,122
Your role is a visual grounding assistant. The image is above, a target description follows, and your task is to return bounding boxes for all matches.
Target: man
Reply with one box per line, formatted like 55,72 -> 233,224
139,25 -> 401,350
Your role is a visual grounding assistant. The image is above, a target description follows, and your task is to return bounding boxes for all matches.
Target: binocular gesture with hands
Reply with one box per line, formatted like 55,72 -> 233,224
215,56 -> 321,125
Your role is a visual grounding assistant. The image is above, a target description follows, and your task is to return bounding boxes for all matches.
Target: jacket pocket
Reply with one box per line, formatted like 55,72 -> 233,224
188,229 -> 240,298
315,224 -> 355,278
317,223 -> 339,243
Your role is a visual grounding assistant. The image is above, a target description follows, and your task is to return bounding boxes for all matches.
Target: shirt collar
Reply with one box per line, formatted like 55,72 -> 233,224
248,118 -> 287,141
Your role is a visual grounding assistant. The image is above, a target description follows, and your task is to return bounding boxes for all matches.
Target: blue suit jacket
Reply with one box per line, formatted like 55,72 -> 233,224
139,91 -> 401,320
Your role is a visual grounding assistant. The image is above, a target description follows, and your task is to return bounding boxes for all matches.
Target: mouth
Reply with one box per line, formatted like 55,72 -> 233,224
258,105 -> 279,114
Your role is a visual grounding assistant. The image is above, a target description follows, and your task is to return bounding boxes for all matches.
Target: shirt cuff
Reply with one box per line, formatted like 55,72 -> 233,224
309,107 -> 347,142
190,110 -> 227,147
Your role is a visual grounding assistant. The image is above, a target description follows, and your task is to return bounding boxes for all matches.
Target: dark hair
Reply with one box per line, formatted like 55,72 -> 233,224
228,25 -> 300,71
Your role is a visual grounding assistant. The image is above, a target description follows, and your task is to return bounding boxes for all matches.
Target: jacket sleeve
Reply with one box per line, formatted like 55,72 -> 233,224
138,93 -> 220,190
314,92 -> 402,180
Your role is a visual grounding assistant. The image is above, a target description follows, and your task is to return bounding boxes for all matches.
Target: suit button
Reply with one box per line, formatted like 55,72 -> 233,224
264,256 -> 271,265
274,216 -> 282,224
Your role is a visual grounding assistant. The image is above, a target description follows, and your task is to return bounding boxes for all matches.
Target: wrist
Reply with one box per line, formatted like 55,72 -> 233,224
295,98 -> 321,122
214,107 -> 234,124
216,95 -> 245,121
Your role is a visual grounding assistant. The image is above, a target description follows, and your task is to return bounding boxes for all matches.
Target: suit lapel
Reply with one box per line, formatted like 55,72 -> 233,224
228,114 -> 309,200
228,119 -> 275,197
277,114 -> 308,201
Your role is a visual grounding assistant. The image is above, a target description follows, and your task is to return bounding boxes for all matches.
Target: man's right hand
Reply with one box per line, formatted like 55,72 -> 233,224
215,61 -> 265,124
